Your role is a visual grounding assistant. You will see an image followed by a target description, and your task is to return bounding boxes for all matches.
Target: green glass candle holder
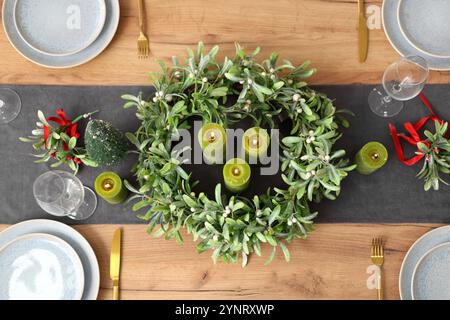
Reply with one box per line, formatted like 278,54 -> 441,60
355,142 -> 388,175
94,172 -> 128,204
198,123 -> 226,164
223,158 -> 251,193
242,127 -> 270,163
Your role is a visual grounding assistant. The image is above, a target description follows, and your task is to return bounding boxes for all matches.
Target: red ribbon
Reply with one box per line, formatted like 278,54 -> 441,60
389,93 -> 446,166
43,109 -> 81,164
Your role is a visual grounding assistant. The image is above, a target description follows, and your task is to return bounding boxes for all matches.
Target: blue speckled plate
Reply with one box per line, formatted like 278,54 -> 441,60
0,219 -> 99,300
0,233 -> 84,300
14,0 -> 106,56
412,242 -> 450,300
382,0 -> 450,70
399,226 -> 450,300
2,0 -> 120,68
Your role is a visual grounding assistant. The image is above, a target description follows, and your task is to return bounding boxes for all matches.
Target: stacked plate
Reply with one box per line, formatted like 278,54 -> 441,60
2,0 -> 120,68
400,226 -> 450,300
0,220 -> 99,300
383,0 -> 450,70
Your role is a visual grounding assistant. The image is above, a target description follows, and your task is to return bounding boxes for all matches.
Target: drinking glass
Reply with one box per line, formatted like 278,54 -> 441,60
0,88 -> 21,124
368,55 -> 429,117
33,170 -> 97,220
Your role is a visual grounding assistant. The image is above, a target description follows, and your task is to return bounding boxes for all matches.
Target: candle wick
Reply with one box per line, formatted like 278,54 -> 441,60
371,153 -> 379,160
208,131 -> 216,143
250,135 -> 259,148
102,179 -> 115,191
232,167 -> 241,176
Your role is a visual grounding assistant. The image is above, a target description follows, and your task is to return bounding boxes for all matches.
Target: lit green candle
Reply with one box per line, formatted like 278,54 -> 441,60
198,123 -> 226,164
243,127 -> 270,162
223,158 -> 251,193
355,142 -> 388,175
94,172 -> 128,204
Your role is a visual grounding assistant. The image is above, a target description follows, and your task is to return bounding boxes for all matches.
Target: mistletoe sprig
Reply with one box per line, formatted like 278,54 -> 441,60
416,121 -> 450,191
123,43 -> 355,266
20,109 -> 98,174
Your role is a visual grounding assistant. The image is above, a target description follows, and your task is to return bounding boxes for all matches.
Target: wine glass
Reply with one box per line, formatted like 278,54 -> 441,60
368,55 -> 429,117
0,88 -> 21,124
33,170 -> 97,220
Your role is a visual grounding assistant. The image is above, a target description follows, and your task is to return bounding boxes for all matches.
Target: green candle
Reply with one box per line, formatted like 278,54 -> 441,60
94,172 -> 128,204
223,158 -> 251,193
243,127 -> 270,162
198,123 -> 226,164
355,142 -> 388,175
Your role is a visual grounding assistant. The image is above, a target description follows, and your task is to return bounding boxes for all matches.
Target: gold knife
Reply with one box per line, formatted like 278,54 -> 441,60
110,228 -> 122,300
358,0 -> 368,62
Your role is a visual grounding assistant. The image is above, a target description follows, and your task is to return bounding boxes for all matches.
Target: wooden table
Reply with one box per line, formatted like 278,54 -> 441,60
0,0 -> 447,300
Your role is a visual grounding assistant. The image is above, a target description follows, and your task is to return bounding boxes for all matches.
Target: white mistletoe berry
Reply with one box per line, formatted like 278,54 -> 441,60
306,137 -> 312,144
300,155 -> 309,161
292,217 -> 297,223
202,77 -> 208,83
324,155 -> 330,162
296,107 -> 303,114
293,94 -> 300,102
190,207 -> 196,213
256,209 -> 262,216
309,130 -> 315,136
311,170 -> 316,176
287,220 -> 293,226
247,79 -> 253,85
213,235 -> 219,241
165,95 -> 173,102
288,79 -> 294,84
269,67 -> 275,73
152,97 -> 158,103
261,72 -> 267,76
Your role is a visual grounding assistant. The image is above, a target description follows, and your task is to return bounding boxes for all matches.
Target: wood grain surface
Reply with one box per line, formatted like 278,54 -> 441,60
0,0 -> 449,85
0,223 -> 442,300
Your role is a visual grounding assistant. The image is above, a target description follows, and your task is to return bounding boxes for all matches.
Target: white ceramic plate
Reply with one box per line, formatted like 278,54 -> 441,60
382,0 -> 450,71
398,0 -> 450,58
0,233 -> 84,300
0,219 -> 99,300
411,242 -> 450,300
2,0 -> 120,68
399,225 -> 450,300
14,0 -> 106,57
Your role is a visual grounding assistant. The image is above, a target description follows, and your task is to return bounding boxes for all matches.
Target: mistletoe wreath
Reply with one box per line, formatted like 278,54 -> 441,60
123,43 -> 355,266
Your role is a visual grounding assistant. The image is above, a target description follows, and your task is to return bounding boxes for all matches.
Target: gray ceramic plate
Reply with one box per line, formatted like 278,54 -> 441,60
0,220 -> 99,300
399,225 -> 450,300
2,0 -> 119,68
14,0 -> 106,56
0,233 -> 84,300
398,0 -> 450,58
382,0 -> 450,71
411,242 -> 450,300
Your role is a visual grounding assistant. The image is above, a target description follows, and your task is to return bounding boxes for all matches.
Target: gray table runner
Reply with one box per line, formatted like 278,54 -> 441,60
1,84 -> 449,225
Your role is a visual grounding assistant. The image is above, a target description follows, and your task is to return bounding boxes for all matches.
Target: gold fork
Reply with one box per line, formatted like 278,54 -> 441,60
371,238 -> 384,300
137,0 -> 149,58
